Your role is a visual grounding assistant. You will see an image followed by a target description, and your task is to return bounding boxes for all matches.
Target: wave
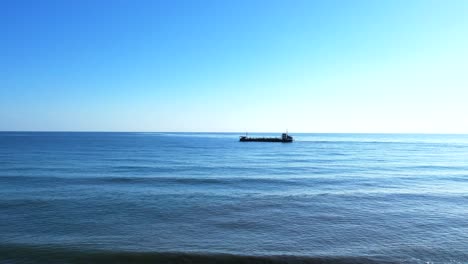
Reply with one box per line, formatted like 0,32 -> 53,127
0,244 -> 393,264
3,174 -> 468,191
0,175 -> 358,188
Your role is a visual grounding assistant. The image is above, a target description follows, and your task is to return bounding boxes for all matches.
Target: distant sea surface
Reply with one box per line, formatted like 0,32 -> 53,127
1,132 -> 468,264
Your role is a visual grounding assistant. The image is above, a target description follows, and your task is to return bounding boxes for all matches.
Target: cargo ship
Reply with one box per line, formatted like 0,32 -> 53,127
239,132 -> 293,143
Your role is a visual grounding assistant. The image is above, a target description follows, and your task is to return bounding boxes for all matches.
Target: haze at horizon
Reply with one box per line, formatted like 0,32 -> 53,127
1,0 -> 468,133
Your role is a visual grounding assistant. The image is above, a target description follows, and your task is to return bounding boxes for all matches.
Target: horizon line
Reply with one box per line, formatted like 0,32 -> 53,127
1,130 -> 468,135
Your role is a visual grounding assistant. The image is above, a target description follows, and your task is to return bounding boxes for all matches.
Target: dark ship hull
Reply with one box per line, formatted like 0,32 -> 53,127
239,133 -> 293,143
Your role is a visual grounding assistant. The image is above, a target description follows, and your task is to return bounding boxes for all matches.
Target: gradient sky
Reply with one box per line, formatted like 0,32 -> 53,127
1,0 -> 468,132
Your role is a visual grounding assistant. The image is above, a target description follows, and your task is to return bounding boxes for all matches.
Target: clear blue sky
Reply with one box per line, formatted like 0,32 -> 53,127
1,0 -> 467,132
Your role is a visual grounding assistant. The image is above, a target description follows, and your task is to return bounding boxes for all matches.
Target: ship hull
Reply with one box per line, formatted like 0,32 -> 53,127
239,137 -> 292,143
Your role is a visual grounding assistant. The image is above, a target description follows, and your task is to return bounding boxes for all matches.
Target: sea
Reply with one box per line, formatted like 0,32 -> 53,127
1,132 -> 468,264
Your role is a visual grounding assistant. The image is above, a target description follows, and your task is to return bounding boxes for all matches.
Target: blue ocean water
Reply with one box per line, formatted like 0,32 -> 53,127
1,132 -> 468,263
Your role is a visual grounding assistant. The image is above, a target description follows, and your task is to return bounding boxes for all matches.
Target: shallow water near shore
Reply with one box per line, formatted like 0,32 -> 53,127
1,132 -> 468,263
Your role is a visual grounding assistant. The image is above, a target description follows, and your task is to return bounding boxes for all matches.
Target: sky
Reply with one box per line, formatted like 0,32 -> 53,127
1,0 -> 468,133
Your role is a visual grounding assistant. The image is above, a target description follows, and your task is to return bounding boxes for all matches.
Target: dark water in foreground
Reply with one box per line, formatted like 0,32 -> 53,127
1,132 -> 468,263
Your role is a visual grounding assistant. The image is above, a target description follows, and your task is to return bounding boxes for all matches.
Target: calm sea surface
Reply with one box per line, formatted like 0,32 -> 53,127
1,132 -> 468,263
